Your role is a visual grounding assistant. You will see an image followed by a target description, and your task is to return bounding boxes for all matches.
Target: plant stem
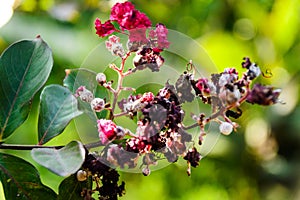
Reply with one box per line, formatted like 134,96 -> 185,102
0,143 -> 64,150
0,140 -> 106,151
110,52 -> 132,118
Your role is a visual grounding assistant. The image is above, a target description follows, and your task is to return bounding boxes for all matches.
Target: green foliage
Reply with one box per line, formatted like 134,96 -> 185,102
58,174 -> 92,200
0,38 -> 87,199
31,141 -> 85,177
38,85 -> 82,144
0,153 -> 57,200
0,37 -> 53,140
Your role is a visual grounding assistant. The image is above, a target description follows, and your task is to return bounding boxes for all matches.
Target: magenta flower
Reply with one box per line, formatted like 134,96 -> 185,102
195,78 -> 211,95
128,28 -> 148,42
97,119 -> 117,144
95,18 -> 116,37
110,1 -> 151,30
110,1 -> 135,22
140,92 -> 154,103
149,23 -> 170,49
155,23 -> 170,49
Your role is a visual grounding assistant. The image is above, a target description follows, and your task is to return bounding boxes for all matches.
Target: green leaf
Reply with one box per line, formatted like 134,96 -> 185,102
38,84 -> 83,144
0,153 -> 57,200
31,141 -> 86,177
0,36 -> 53,140
58,174 -> 92,200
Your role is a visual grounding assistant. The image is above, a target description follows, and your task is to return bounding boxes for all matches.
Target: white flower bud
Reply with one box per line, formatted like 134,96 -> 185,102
75,86 -> 94,103
219,122 -> 233,135
90,98 -> 105,112
142,167 -> 151,176
249,64 -> 261,77
96,73 -> 106,85
76,170 -> 87,181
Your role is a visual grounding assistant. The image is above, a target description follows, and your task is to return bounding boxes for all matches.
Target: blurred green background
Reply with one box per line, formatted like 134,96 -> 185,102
1,0 -> 300,199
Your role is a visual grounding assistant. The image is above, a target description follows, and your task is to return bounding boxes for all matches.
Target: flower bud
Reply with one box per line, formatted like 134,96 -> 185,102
142,166 -> 151,176
105,35 -> 125,57
90,98 -> 105,112
219,122 -> 233,135
96,73 -> 106,85
247,63 -> 261,80
75,86 -> 94,103
76,170 -> 87,181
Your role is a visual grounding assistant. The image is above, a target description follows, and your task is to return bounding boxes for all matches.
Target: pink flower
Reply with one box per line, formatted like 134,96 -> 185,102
110,1 -> 151,30
105,35 -> 121,50
155,23 -> 170,49
195,78 -> 210,94
149,23 -> 170,49
128,28 -> 148,42
97,119 -> 117,144
108,35 -> 120,43
95,18 -> 116,37
110,1 -> 135,22
140,92 -> 154,103
105,35 -> 125,57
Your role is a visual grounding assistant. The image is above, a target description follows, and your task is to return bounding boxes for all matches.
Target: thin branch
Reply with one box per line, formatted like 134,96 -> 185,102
182,123 -> 199,130
0,140 -> 105,151
0,143 -> 64,150
113,111 -> 128,118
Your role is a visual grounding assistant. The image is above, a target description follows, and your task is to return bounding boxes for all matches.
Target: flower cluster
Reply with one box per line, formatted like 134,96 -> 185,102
95,1 -> 151,38
75,56 -> 281,177
95,1 -> 169,50
72,2 -> 283,199
110,1 -> 151,30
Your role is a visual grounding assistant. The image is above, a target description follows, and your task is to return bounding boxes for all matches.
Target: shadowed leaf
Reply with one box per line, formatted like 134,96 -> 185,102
31,141 -> 86,177
0,153 -> 57,200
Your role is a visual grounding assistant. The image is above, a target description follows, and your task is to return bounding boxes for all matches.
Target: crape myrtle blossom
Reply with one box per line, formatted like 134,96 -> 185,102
110,1 -> 151,30
95,1 -> 151,39
95,19 -> 116,37
95,1 -> 170,51
149,23 -> 170,49
97,119 -> 118,144
75,2 -> 283,199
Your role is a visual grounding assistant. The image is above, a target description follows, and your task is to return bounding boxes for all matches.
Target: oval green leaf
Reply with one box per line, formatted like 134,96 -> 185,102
0,153 -> 57,200
38,84 -> 83,144
0,36 -> 53,140
31,141 -> 86,177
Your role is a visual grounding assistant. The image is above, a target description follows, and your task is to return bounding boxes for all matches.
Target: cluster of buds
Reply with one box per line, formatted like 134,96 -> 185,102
105,35 -> 125,58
